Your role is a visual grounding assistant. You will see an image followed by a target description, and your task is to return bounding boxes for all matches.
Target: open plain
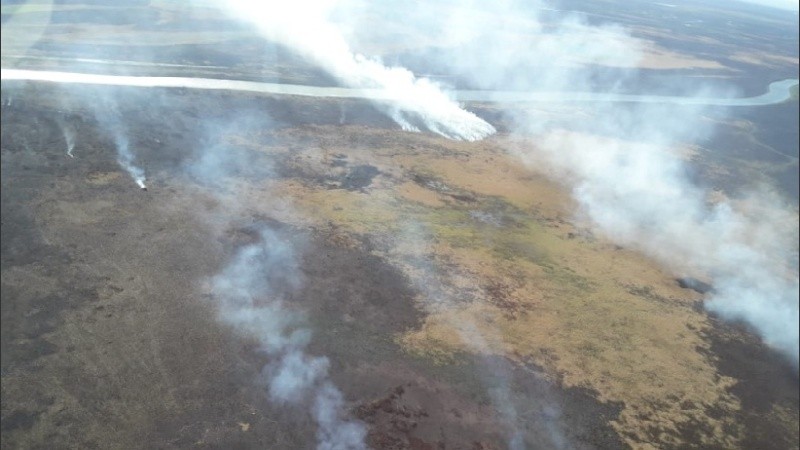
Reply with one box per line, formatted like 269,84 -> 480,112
2,1 -> 798,449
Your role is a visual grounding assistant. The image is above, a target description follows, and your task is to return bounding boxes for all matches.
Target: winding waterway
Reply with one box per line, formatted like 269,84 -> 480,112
1,68 -> 797,106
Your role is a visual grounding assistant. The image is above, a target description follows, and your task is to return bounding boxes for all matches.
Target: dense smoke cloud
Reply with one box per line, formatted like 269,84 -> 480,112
400,0 -> 800,364
212,0 -> 495,141
295,0 -> 798,366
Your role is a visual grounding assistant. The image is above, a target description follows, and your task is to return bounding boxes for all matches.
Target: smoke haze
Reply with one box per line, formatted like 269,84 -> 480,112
202,3 -> 797,445
1,0 -> 797,448
210,217 -> 366,450
190,116 -> 367,449
370,0 -> 799,365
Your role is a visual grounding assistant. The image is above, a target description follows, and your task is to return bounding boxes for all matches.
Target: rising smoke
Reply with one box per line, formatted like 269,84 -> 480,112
209,219 -> 366,450
88,87 -> 147,189
403,0 -> 800,364
212,0 -> 495,141
114,133 -> 147,189
188,117 -> 367,450
530,129 -> 799,363
202,1 -> 798,447
2,1 -> 794,448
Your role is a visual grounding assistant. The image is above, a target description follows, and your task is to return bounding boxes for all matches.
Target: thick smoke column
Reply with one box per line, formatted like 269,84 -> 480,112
212,0 -> 495,141
211,227 -> 366,450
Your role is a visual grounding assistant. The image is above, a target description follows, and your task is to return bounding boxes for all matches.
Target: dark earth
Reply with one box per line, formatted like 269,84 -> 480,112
1,82 -> 630,449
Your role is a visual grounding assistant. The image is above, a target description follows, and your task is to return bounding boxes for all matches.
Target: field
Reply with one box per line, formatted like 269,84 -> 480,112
1,1 -> 798,449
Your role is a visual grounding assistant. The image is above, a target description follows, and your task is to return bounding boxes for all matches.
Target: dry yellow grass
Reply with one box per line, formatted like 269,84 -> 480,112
219,124 -> 766,448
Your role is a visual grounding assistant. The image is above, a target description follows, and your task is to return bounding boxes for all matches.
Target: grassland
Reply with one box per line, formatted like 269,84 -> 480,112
2,0 -> 798,448
233,124 -> 792,449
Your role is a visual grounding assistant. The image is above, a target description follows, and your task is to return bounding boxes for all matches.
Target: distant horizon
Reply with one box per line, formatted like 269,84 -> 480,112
728,0 -> 798,12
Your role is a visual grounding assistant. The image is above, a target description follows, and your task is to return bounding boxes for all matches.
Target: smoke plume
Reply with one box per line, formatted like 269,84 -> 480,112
528,130 -> 799,363
399,0 -> 800,364
55,116 -> 76,158
114,133 -> 147,189
211,0 -> 495,141
210,226 -> 366,450
87,88 -> 147,189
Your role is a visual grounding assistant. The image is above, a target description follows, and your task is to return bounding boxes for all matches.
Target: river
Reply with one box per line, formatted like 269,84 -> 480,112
1,68 -> 797,106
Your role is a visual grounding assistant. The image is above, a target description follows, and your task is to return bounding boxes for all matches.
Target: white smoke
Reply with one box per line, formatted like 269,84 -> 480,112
211,0 -> 495,141
85,87 -> 148,189
313,382 -> 371,450
530,129 -> 799,364
55,116 -> 76,158
211,227 -> 367,450
189,118 -> 366,449
114,133 -> 147,189
397,0 -> 800,364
